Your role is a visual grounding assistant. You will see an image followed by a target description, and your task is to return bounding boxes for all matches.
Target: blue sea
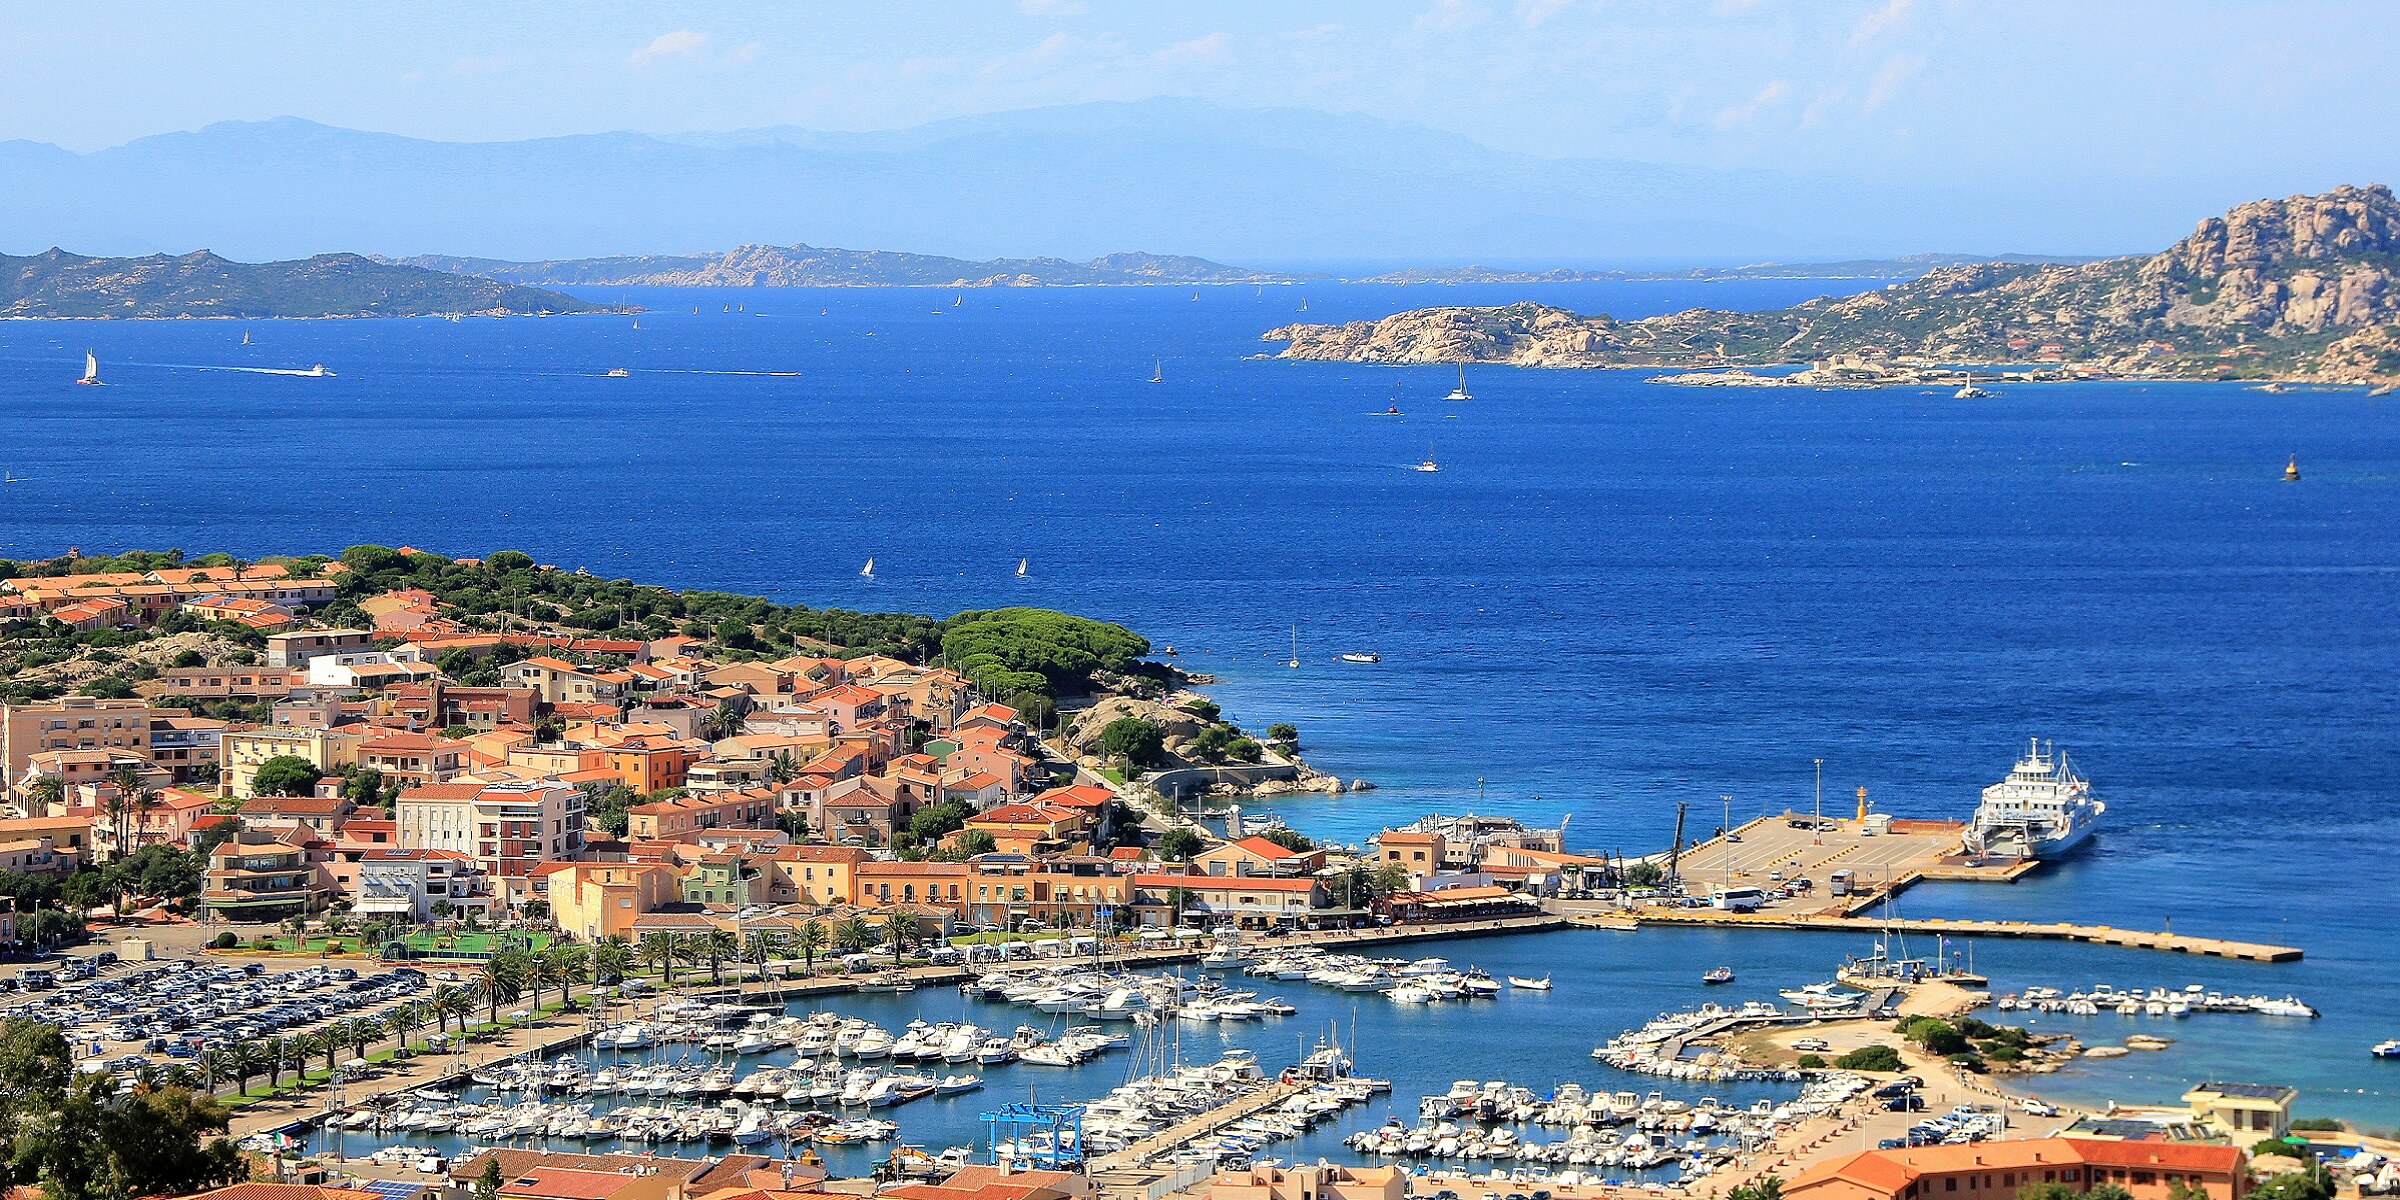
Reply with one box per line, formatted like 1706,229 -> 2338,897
4,280 -> 2397,1129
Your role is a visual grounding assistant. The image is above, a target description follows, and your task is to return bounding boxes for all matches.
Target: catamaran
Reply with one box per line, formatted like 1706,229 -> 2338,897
1444,364 -> 1473,401
76,351 -> 103,386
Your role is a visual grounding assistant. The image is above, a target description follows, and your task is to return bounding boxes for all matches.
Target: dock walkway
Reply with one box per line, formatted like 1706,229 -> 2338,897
1558,907 -> 2301,962
1089,1078 -> 1304,1172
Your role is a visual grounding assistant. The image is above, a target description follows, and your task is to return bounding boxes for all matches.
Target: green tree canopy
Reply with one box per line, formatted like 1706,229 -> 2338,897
248,755 -> 323,798
942,607 -> 1150,697
1098,717 -> 1165,767
1158,827 -> 1205,861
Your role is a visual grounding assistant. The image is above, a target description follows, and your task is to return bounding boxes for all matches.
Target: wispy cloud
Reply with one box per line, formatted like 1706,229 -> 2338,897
1862,53 -> 1923,112
1281,23 -> 1344,42
1156,32 -> 1230,66
1515,0 -> 1570,28
1849,0 -> 1912,45
628,29 -> 709,68
1415,0 -> 1485,34
1713,79 -> 1790,129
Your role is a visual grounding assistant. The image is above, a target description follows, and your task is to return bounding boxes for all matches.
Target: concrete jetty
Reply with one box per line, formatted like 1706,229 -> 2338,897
1559,907 -> 2302,962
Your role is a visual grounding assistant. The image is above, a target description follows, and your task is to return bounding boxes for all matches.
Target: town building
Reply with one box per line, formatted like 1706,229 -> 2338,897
219,726 -> 364,798
201,827 -> 329,921
1784,1139 -> 2250,1200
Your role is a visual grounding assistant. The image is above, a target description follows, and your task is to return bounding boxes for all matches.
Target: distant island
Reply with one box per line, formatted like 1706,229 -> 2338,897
0,248 -> 613,319
1351,253 -> 2096,286
388,245 -> 1311,288
1265,185 -> 2400,389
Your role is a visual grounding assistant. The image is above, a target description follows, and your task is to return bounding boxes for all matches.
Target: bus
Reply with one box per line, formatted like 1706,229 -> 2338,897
1709,886 -> 1766,912
1829,869 -> 1856,897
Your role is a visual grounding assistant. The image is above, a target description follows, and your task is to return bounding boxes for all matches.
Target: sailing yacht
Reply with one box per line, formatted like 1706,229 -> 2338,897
1150,359 -> 1163,384
76,351 -> 103,386
1016,558 -> 1029,578
860,558 -> 876,579
1443,365 -> 1473,401
1414,444 -> 1441,473
1953,373 -> 1995,400
1286,627 -> 1301,669
240,330 -> 253,346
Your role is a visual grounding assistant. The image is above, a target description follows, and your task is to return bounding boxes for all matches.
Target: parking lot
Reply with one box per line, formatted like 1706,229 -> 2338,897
0,939 -> 431,1078
1674,812 -> 1989,913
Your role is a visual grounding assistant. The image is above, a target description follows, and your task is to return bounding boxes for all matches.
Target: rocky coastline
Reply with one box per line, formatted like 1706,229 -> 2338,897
1264,185 -> 2400,390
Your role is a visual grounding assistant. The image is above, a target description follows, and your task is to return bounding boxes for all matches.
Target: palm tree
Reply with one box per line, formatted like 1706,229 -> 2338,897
766,749 -> 798,784
347,1015 -> 384,1061
741,931 -> 781,980
590,936 -> 632,988
881,911 -> 918,958
262,1036 -> 290,1088
228,1042 -> 264,1096
638,931 -> 681,985
834,915 -> 879,955
315,1023 -> 347,1076
700,700 -> 747,743
698,930 -> 737,984
543,944 -> 589,1009
480,950 -> 531,1025
106,763 -> 146,860
795,920 -> 829,973
436,985 -> 476,1036
390,1001 -> 424,1050
196,1047 -> 231,1094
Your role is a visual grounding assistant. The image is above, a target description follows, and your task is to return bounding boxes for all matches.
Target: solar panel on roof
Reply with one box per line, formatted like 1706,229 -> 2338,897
2200,1081 -> 2291,1099
360,1181 -> 429,1200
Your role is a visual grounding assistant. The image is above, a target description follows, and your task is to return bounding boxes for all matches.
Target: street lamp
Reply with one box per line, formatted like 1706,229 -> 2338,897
1813,758 -> 1824,846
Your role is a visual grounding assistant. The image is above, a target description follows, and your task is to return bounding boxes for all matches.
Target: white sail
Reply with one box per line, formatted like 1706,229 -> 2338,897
860,558 -> 875,578
1016,558 -> 1029,578
78,351 -> 100,385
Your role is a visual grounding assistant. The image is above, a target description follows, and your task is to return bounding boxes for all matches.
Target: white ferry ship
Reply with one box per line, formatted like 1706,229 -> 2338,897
1966,738 -> 2104,859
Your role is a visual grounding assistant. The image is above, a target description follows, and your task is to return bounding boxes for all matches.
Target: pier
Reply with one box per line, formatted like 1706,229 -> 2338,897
1557,907 -> 2302,962
1090,1078 -> 1306,1172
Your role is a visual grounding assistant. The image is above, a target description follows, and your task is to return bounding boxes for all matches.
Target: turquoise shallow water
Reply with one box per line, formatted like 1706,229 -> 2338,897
3,279 -> 2397,1127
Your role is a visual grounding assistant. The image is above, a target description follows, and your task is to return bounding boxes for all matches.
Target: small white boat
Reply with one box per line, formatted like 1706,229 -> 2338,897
76,350 -> 103,386
1338,652 -> 1380,664
1444,364 -> 1473,401
1415,445 -> 1441,473
1507,976 -> 1553,991
1016,558 -> 1029,578
860,557 -> 875,579
1150,358 -> 1163,384
1953,372 -> 1995,400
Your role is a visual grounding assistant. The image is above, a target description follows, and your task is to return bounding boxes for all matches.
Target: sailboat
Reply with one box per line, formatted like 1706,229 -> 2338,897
1286,626 -> 1300,669
3,471 -> 20,484
2285,455 -> 2301,482
1953,372 -> 1995,400
631,318 -> 640,330
860,558 -> 876,579
953,294 -> 963,307
240,330 -> 253,346
1443,364 -> 1472,401
1016,558 -> 1029,579
1150,359 -> 1163,384
1298,297 -> 1309,312
1414,444 -> 1440,473
75,351 -> 103,386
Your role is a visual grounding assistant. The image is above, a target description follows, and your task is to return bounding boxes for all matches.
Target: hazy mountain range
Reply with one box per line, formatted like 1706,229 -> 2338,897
389,246 -> 1303,288
0,99 -> 2269,267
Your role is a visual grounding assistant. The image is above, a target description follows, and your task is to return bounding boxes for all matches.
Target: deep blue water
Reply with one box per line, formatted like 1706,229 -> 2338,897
4,280 -> 2398,1127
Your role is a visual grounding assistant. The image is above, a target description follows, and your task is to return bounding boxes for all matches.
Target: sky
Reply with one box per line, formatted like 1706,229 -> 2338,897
1,0 -> 2391,193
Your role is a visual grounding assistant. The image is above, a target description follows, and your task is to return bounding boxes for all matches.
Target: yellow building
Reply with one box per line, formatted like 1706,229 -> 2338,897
547,861 -> 681,942
219,726 -> 363,798
2181,1081 -> 2297,1140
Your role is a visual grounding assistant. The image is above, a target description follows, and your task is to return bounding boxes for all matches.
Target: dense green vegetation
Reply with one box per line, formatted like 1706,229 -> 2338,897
940,607 -> 1149,698
1833,1044 -> 1902,1072
0,1017 -> 245,1200
2,547 -> 1161,701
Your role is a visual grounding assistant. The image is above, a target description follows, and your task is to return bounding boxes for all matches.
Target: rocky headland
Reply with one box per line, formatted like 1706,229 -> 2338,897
0,249 -> 614,319
1266,185 -> 2400,388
